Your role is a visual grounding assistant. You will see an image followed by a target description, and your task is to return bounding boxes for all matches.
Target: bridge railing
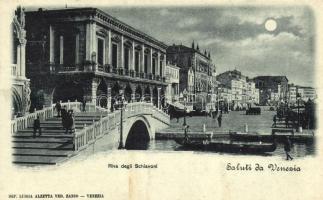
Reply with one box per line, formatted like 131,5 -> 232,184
73,102 -> 170,151
125,102 -> 170,124
74,110 -> 120,151
11,101 -> 83,134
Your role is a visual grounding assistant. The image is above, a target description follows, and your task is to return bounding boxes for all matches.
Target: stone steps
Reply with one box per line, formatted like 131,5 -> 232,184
12,137 -> 72,144
12,156 -> 68,165
12,142 -> 73,149
13,149 -> 71,157
12,111 -> 108,166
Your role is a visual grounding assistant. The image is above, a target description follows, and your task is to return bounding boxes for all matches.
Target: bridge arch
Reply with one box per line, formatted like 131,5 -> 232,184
124,116 -> 153,150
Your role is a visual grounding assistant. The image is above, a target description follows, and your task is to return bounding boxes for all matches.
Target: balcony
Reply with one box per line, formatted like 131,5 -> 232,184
43,62 -> 167,84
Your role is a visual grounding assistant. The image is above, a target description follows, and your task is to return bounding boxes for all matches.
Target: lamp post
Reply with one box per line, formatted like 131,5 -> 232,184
296,92 -> 301,131
116,90 -> 127,149
182,90 -> 188,140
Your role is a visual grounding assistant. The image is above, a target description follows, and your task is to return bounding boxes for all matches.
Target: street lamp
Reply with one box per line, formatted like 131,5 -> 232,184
115,90 -> 128,149
182,90 -> 188,140
296,92 -> 301,131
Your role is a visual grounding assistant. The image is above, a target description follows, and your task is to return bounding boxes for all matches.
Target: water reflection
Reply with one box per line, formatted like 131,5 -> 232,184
146,139 -> 315,158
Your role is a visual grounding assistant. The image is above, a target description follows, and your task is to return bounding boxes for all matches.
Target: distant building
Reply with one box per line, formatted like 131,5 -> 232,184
166,42 -> 216,108
165,63 -> 180,103
246,80 -> 259,105
253,76 -> 289,106
217,84 -> 232,110
216,70 -> 257,108
288,84 -> 297,104
11,7 -> 31,117
297,86 -> 316,102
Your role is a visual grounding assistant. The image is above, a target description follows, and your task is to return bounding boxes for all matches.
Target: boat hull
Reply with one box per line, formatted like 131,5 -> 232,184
175,138 -> 276,154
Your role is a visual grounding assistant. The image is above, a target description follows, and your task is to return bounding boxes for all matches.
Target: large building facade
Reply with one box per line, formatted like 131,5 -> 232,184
11,7 -> 31,117
253,76 -> 288,106
25,8 -> 168,110
166,43 -> 216,109
165,63 -> 180,103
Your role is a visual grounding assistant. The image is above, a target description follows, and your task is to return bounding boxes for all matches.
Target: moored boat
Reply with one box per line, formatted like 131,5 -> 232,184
229,131 -> 274,142
174,138 -> 276,154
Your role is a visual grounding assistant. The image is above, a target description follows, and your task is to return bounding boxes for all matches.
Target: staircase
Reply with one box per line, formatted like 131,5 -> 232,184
12,112 -> 106,166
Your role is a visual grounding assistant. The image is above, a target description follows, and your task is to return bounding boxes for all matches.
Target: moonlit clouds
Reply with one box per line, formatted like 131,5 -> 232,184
103,6 -> 315,87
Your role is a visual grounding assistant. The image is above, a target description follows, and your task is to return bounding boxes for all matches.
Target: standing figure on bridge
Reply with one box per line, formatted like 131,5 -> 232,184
272,115 -> 277,127
61,106 -> 68,132
33,116 -> 41,138
65,110 -> 74,134
55,101 -> 61,117
284,136 -> 293,160
217,113 -> 222,127
82,99 -> 87,112
69,111 -> 75,134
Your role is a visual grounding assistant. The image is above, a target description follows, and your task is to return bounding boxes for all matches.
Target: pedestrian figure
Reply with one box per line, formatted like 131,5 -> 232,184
184,125 -> 190,142
217,113 -> 222,127
272,115 -> 277,127
61,106 -> 68,132
33,116 -> 41,138
82,99 -> 87,112
285,115 -> 289,128
284,136 -> 293,160
65,110 -> 74,134
69,110 -> 75,134
55,101 -> 61,117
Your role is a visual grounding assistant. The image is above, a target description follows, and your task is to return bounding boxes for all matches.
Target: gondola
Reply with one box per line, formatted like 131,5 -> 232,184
229,131 -> 274,142
174,137 -> 277,154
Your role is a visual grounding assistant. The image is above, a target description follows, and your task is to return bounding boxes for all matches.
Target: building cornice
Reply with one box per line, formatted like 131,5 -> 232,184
26,8 -> 168,52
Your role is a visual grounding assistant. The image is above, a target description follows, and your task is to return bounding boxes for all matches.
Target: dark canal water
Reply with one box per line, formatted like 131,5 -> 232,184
146,139 -> 315,158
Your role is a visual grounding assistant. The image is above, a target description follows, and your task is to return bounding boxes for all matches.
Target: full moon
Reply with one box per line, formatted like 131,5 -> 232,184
265,19 -> 277,32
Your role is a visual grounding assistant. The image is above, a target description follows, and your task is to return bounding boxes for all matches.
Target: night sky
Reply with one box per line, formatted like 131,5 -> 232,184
102,6 -> 315,87
26,6 -> 315,87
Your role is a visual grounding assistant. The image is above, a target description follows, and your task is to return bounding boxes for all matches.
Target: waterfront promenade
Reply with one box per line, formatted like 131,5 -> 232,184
162,110 -> 275,135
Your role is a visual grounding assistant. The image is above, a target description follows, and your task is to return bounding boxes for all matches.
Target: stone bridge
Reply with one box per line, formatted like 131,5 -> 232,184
11,101 -> 170,164
73,102 -> 170,151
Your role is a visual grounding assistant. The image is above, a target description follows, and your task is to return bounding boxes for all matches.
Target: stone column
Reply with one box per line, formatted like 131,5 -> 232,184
157,87 -> 161,109
75,33 -> 79,66
59,36 -> 64,64
92,23 -> 97,65
49,25 -> 55,64
86,23 -> 91,60
16,42 -> 21,76
107,86 -> 111,111
120,35 -> 124,69
86,22 -> 96,61
141,44 -> 145,73
131,42 -> 135,71
107,30 -> 112,65
157,52 -> 161,78
90,79 -> 99,105
162,54 -> 166,77
149,48 -> 153,74
19,39 -> 26,77
131,91 -> 135,103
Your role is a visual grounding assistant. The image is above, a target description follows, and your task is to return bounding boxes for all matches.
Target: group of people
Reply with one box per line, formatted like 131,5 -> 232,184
33,100 -> 84,138
55,102 -> 75,134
